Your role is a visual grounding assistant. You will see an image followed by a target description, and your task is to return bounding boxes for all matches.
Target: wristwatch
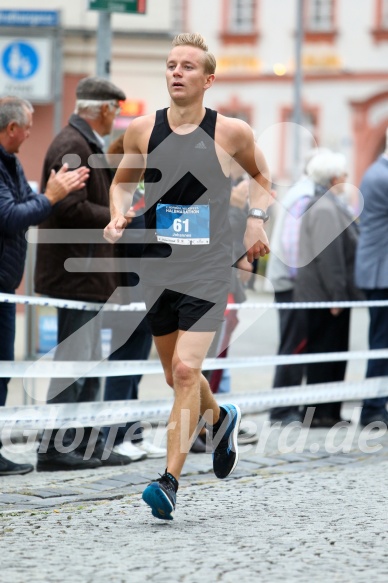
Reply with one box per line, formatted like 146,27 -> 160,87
247,208 -> 269,222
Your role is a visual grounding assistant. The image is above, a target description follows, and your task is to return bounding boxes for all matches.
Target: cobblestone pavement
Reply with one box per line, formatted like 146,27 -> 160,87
0,413 -> 388,582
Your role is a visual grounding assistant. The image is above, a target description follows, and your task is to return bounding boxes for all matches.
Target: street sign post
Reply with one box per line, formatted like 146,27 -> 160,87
90,0 -> 146,80
88,0 -> 146,13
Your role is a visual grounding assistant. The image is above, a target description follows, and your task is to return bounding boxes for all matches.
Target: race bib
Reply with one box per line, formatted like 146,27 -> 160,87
156,203 -> 210,245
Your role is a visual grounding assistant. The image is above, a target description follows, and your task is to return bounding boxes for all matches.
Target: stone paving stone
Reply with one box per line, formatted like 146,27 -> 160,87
296,452 -> 331,460
0,497 -> 78,511
244,455 -> 286,466
113,485 -> 141,495
236,457 -> 268,468
262,466 -> 290,474
89,479 -> 126,489
180,463 -> 206,475
19,495 -> 89,509
275,453 -> 313,463
196,467 -> 214,475
186,474 -> 218,485
104,472 -> 135,483
232,460 -> 261,474
71,492 -> 125,503
0,505 -> 25,514
46,487 -> 81,497
137,472 -> 160,481
345,452 -> 372,460
282,461 -> 316,472
118,474 -> 149,485
228,469 -> 257,479
183,453 -> 209,472
259,462 -> 314,474
31,492 -> 126,506
20,488 -> 80,499
77,482 -> 113,492
0,494 -> 42,505
18,495 -> 110,509
324,456 -> 357,465
309,459 -> 340,467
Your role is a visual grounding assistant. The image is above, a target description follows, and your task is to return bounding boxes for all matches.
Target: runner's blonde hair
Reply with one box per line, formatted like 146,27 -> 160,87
171,33 -> 216,75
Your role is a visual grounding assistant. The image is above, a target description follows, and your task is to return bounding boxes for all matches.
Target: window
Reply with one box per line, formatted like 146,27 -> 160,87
229,0 -> 256,34
220,0 -> 259,45
306,0 -> 334,31
303,0 -> 336,43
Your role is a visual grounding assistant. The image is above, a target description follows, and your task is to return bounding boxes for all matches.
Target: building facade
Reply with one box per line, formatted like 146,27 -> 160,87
0,0 -> 387,189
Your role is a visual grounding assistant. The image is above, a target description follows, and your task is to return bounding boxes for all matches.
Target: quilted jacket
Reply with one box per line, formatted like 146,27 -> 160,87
0,145 -> 51,292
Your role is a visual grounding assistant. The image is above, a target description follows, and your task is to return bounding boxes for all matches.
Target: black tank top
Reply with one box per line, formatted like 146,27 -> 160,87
141,107 -> 232,286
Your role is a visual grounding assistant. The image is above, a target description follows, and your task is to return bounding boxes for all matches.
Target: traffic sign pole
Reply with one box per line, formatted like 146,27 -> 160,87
90,0 -> 146,80
96,11 -> 112,78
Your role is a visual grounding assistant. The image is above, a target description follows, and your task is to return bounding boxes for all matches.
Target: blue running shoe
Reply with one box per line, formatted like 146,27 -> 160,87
212,404 -> 241,479
142,474 -> 177,520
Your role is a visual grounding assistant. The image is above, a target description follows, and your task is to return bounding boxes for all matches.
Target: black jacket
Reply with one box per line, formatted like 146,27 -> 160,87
34,115 -> 116,302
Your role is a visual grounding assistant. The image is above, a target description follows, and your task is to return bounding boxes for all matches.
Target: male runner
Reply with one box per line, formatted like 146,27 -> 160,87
104,33 -> 271,520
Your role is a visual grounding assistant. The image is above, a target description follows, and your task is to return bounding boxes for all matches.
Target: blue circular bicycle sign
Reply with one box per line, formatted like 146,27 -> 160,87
2,41 -> 39,80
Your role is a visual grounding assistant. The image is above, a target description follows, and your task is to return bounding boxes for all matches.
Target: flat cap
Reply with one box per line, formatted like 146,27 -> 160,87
76,76 -> 126,101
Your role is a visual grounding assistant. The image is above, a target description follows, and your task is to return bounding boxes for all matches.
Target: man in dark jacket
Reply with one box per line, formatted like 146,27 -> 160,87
355,134 -> 388,427
0,96 -> 89,475
34,77 -> 131,471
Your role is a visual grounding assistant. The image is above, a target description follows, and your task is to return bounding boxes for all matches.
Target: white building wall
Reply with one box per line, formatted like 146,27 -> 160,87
259,1 -> 295,75
338,0 -> 377,70
0,0 -> 387,183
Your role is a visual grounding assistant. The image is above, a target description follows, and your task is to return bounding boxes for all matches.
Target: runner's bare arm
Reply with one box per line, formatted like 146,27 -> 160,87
104,117 -> 150,243
228,120 -> 272,261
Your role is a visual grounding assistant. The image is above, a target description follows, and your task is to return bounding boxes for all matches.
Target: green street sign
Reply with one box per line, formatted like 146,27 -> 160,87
89,0 -> 146,14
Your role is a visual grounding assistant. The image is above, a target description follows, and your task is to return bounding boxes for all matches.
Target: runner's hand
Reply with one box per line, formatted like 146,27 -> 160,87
103,216 -> 128,243
244,219 -> 270,262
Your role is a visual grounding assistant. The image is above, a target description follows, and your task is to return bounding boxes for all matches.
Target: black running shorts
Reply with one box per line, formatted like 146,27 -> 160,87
143,280 -> 229,336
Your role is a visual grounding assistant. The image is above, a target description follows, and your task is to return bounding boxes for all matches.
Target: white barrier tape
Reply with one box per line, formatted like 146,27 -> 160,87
0,292 -> 127,312
230,300 -> 388,310
2,292 -> 388,312
0,377 -> 386,430
1,349 -> 388,378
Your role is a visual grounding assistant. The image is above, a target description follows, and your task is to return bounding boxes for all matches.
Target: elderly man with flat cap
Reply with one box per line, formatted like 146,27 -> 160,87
34,76 -> 131,471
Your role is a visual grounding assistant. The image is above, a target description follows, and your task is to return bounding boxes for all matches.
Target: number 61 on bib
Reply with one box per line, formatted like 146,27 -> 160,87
156,203 -> 210,245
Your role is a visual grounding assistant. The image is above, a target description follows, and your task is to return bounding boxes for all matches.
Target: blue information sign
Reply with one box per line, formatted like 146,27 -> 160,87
0,10 -> 59,28
2,41 -> 39,80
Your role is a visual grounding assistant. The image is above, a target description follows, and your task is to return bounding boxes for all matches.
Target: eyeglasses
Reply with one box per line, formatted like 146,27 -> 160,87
108,102 -> 121,117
